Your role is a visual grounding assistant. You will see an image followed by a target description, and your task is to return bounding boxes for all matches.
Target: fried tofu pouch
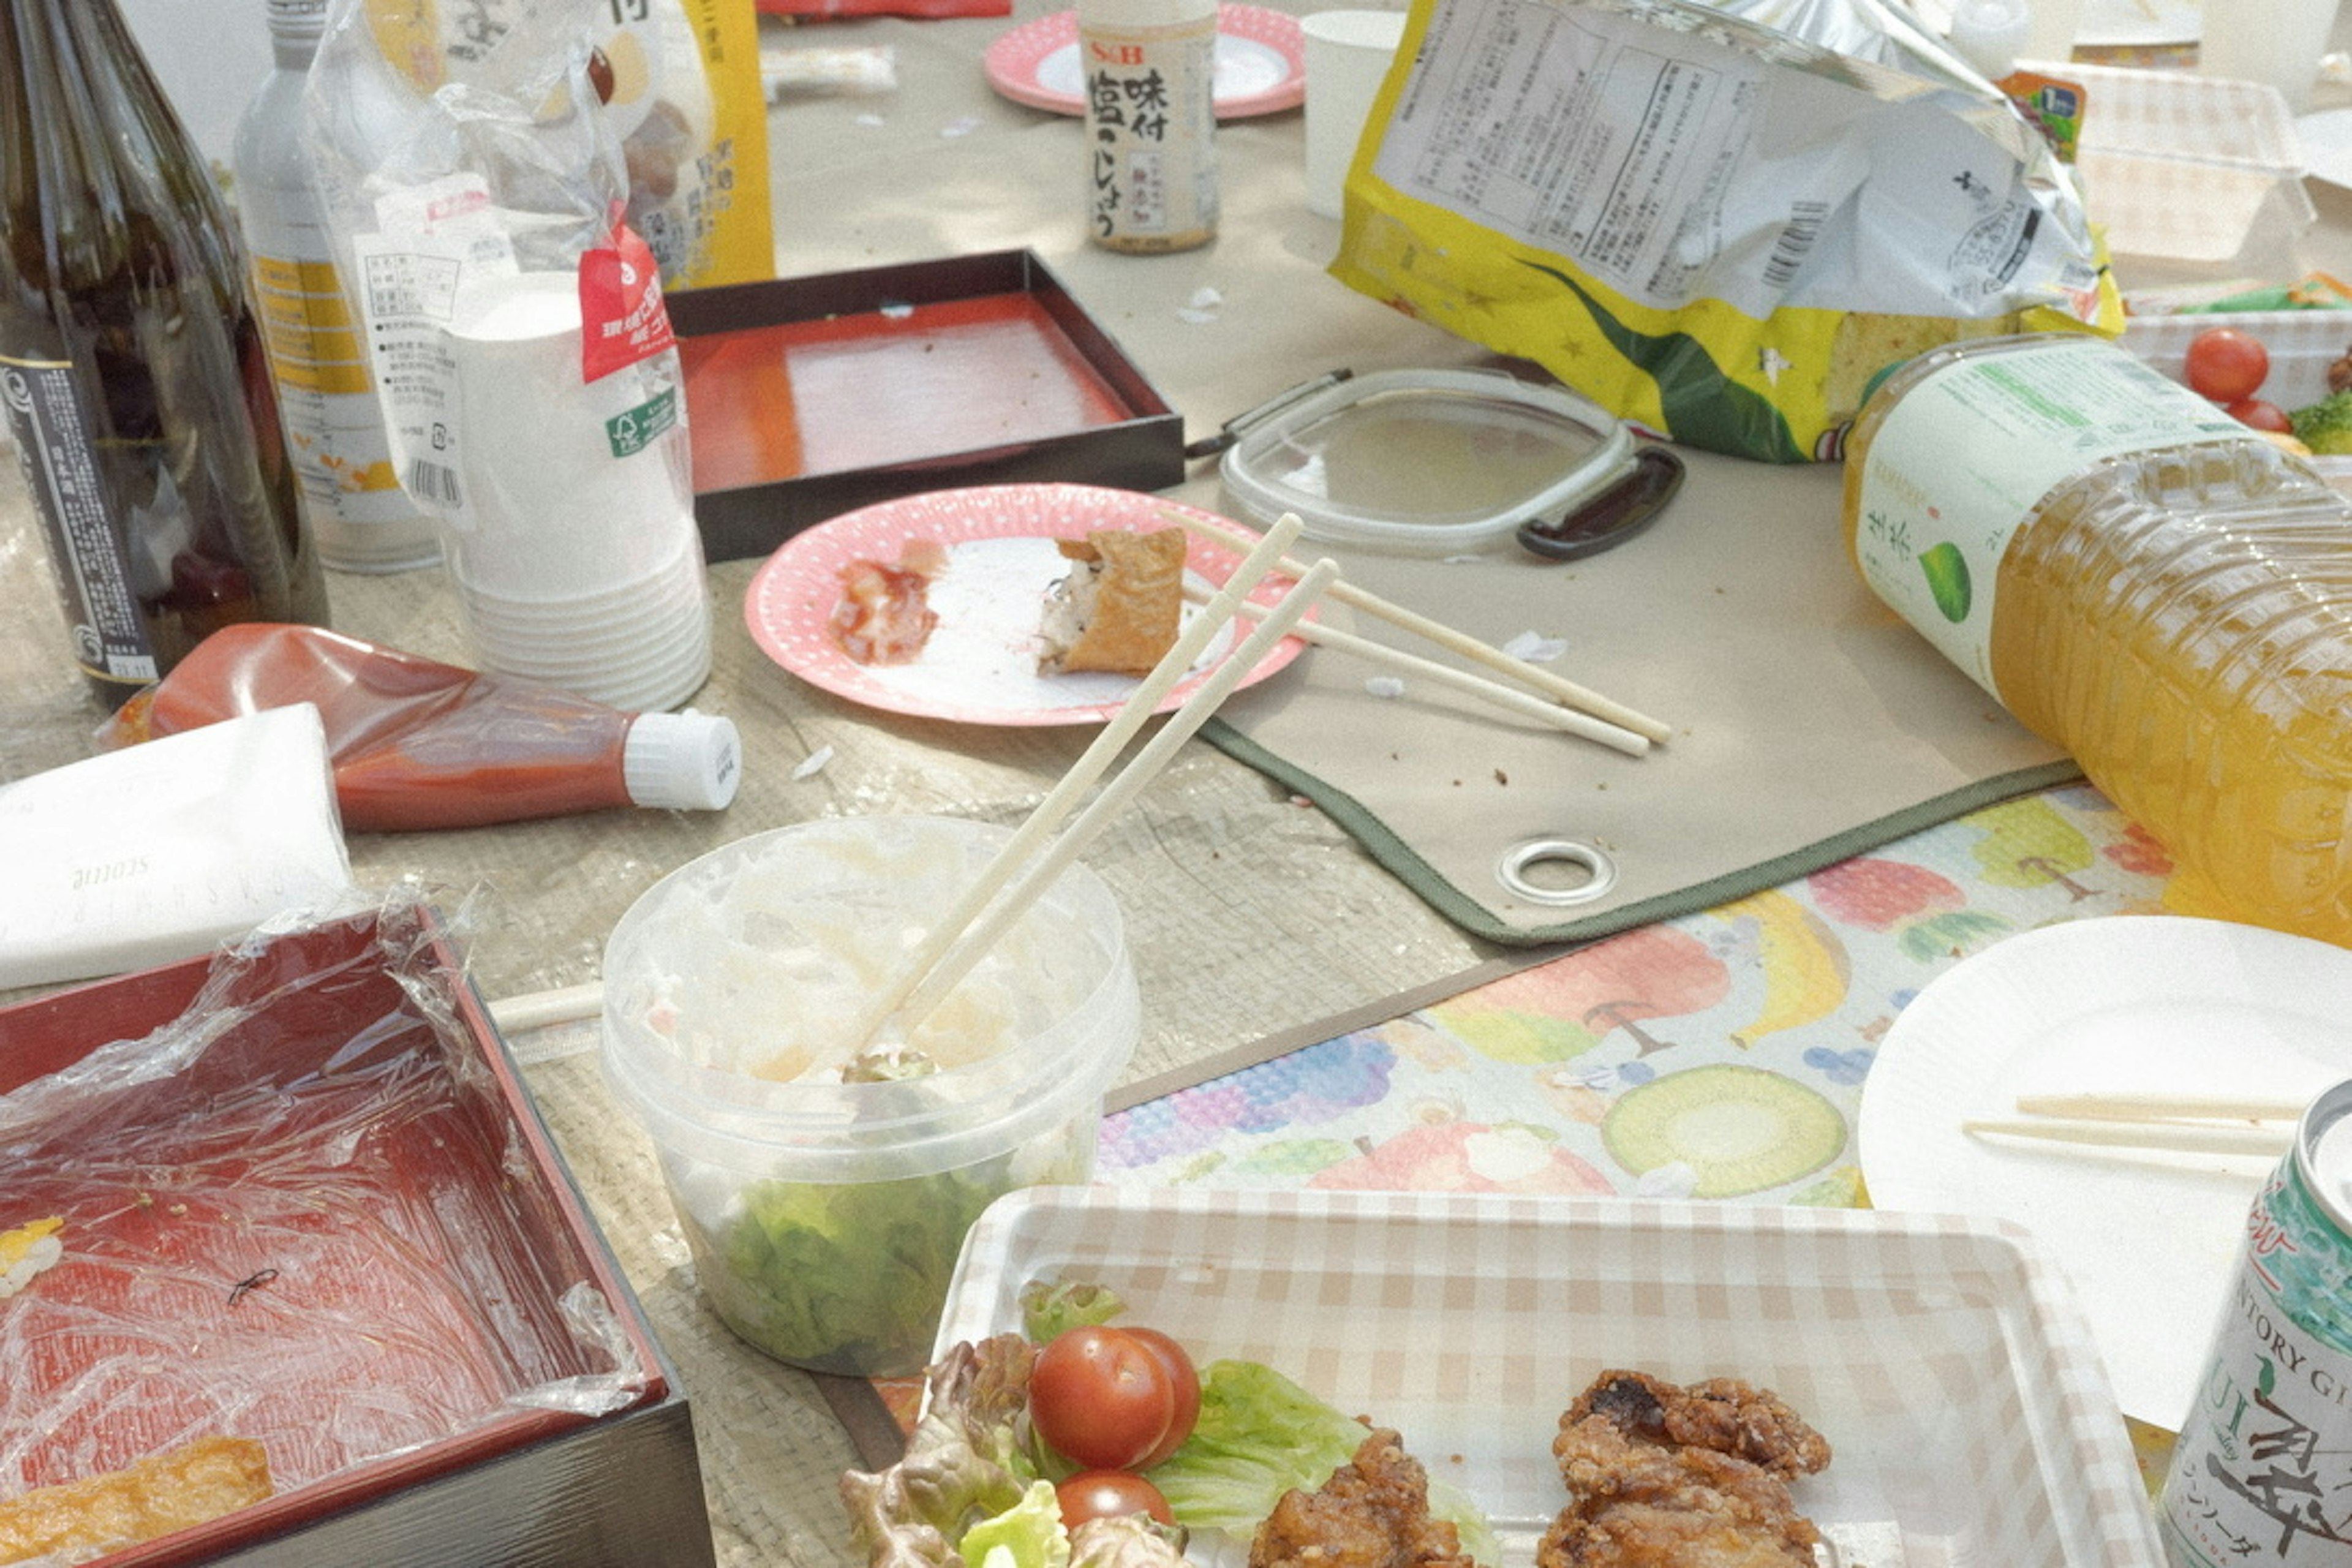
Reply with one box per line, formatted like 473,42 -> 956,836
0,1436 -> 274,1564
1038,528 -> 1186,676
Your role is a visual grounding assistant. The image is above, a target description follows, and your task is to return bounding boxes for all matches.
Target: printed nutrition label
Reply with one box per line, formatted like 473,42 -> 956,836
0,355 -> 156,682
1373,0 -> 1760,309
1363,0 -> 2086,322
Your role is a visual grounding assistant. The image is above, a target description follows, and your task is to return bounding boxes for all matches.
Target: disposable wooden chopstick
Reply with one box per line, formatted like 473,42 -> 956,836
893,559 -> 1344,1036
1158,505 -> 1673,745
1190,586 -> 1649,756
2011,1091 -> 2309,1125
1962,1115 -> 2294,1158
842,514 -> 1311,1051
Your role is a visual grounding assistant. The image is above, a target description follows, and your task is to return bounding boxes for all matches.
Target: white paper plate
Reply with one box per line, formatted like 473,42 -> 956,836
938,1189 -> 2161,1567
2301,107 -> 2352,189
2079,0 -> 2199,46
1857,916 -> 2352,1431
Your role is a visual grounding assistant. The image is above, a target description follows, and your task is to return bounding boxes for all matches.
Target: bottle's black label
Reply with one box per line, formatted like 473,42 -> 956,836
0,353 -> 158,683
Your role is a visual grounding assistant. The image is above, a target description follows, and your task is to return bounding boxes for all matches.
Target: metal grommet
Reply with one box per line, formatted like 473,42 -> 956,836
1495,837 -> 1619,907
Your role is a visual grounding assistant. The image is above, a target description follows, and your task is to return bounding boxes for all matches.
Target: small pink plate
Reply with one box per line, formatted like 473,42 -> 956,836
744,483 -> 1311,727
983,4 -> 1305,119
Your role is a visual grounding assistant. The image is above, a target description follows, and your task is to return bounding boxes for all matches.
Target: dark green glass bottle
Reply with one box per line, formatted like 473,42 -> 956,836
1,0 -> 329,707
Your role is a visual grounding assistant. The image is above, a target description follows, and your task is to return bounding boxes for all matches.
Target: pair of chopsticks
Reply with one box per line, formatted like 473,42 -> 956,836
1963,1091 -> 2309,1159
844,513 -> 1334,1050
1157,507 -> 1670,755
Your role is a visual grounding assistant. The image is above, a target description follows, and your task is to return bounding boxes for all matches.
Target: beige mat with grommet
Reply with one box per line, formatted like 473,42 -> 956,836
1193,444 -> 2079,946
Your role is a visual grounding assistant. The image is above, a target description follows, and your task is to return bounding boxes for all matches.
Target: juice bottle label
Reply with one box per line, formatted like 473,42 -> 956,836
0,354 -> 158,684
247,252 -> 418,524
1850,337 -> 2244,697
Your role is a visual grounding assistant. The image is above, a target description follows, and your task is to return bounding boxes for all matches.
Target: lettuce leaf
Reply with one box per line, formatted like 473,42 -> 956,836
842,1335 -> 1046,1568
960,1480 -> 1071,1568
722,1169 -> 1002,1373
1149,1360 -> 1499,1565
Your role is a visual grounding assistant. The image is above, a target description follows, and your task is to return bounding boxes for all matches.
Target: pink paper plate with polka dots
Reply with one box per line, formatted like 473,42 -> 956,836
744,483 -> 1312,726
983,4 -> 1305,119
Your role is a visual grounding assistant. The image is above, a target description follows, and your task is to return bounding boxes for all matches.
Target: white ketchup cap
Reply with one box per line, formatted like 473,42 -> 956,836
622,709 -> 742,812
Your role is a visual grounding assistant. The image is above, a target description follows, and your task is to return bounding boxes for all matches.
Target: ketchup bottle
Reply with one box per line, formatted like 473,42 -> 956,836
107,623 -> 740,832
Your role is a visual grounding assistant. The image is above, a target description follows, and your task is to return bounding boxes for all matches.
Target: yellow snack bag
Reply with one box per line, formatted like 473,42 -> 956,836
1329,0 -> 2123,462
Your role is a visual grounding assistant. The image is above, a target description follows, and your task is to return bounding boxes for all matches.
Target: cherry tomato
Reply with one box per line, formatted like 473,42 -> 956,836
2184,328 -> 2270,404
1055,1469 -> 1175,1528
1121,1328 -> 1201,1468
2228,397 -> 2294,432
1030,1326 -> 1181,1471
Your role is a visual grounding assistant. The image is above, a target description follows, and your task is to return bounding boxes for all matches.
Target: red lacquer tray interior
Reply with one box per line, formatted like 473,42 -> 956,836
680,288 -> 1136,489
0,909 -> 665,1566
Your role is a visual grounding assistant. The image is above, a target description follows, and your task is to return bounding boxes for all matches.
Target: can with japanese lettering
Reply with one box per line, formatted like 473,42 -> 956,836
2160,1080 -> 2352,1566
1076,0 -> 1218,252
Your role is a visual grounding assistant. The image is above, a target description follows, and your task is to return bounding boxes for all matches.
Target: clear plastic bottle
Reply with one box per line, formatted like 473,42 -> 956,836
0,0 -> 331,706
232,0 -> 439,573
1844,332 -> 2352,947
1078,0 -> 1218,253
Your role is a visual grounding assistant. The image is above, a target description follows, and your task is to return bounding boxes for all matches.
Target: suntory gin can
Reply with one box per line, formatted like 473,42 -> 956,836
2161,1080 -> 2352,1566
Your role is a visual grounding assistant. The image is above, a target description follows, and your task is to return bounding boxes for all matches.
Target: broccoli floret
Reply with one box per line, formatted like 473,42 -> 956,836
2288,389 -> 2352,456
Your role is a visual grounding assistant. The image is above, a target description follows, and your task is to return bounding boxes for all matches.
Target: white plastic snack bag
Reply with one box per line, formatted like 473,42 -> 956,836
0,706 -> 353,989
1329,0 -> 2125,462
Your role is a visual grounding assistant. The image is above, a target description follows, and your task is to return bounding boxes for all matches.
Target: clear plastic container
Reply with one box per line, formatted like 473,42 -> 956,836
1844,333 -> 2352,947
1218,368 -> 1637,555
598,816 -> 1140,1376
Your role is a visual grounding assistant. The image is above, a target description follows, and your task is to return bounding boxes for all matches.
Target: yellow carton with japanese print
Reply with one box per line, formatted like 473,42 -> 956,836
1328,0 -> 2122,463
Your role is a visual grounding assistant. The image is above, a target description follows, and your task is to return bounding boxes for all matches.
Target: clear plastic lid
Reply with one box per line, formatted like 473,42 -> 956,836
1217,368 -> 1636,555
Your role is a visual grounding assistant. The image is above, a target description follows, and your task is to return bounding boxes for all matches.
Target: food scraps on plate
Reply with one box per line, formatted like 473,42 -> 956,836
829,526 -> 1188,676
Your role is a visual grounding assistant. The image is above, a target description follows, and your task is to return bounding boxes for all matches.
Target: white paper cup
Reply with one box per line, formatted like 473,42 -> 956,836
453,511 -> 713,710
2199,0 -> 2342,114
484,620 -> 710,712
456,533 -> 705,634
440,272 -> 696,599
1303,9 -> 1408,221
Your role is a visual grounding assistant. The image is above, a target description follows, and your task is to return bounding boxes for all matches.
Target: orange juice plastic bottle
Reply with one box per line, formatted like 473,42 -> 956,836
1843,332 -> 2352,947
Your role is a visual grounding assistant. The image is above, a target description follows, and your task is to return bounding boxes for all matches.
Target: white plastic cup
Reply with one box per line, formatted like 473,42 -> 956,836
598,816 -> 1142,1377
2199,0 -> 2342,114
1303,10 -> 1407,221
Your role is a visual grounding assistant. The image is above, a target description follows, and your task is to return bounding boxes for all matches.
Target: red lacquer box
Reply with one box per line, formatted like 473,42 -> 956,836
0,908 -> 712,1567
673,248 -> 1186,562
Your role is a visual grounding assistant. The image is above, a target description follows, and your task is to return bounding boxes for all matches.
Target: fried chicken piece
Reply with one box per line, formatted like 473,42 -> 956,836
1564,1371 -> 1830,1480
1250,1427 -> 1473,1568
1538,1371 -> 1830,1568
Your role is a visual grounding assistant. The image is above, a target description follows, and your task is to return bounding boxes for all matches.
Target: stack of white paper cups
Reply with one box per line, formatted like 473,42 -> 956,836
439,272 -> 711,713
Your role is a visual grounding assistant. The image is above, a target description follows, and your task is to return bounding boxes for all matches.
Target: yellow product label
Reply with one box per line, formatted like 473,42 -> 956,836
613,0 -> 774,288
249,254 -> 379,398
364,0 -> 446,93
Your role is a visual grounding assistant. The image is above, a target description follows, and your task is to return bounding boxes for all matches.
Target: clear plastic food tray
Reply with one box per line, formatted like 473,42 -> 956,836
2120,309 -> 2352,488
936,1188 -> 2163,1568
2067,63 -> 2315,274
